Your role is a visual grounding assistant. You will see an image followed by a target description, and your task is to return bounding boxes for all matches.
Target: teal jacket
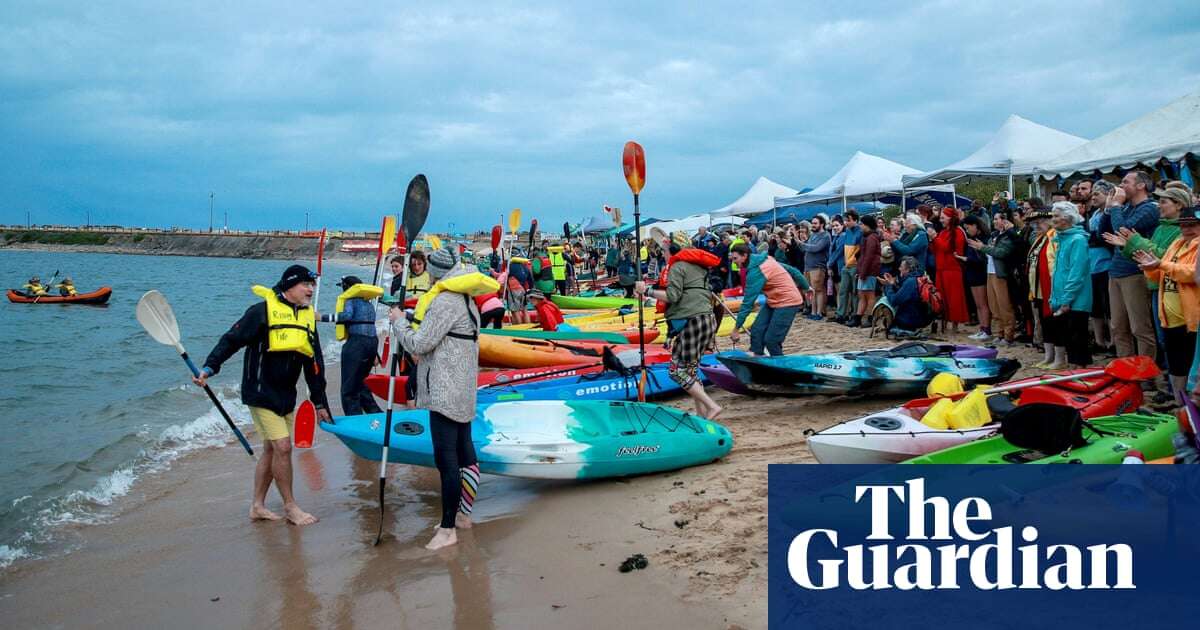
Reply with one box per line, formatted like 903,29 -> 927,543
736,252 -> 811,329
1049,226 -> 1092,313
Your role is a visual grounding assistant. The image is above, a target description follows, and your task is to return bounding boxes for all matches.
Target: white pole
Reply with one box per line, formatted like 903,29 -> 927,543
950,183 -> 958,211
901,186 -> 907,214
1007,172 -> 1014,199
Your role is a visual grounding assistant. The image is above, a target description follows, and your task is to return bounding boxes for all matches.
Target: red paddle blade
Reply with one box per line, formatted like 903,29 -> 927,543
1105,355 -> 1159,381
491,225 -> 502,250
622,141 -> 646,195
316,228 -> 327,275
378,337 -> 390,367
294,400 -> 316,448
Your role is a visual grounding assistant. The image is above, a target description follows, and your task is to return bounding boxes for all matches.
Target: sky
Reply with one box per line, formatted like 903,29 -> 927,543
2,1 -> 1199,233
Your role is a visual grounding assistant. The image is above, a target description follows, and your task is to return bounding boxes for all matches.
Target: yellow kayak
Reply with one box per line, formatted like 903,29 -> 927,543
508,306 -> 662,330
580,311 -> 757,341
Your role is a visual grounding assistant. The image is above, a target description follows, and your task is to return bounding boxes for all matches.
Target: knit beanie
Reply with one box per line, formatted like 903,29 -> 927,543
427,248 -> 458,280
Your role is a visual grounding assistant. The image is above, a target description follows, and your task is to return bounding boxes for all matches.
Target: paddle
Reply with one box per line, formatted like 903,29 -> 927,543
491,225 -> 502,253
136,290 -> 254,456
32,269 -> 60,303
528,218 -> 538,256
622,140 -> 648,402
507,208 -> 521,262
371,216 -> 398,287
904,356 -> 1161,409
375,174 -> 430,546
312,228 -> 327,312
294,400 -> 316,448
428,234 -> 443,251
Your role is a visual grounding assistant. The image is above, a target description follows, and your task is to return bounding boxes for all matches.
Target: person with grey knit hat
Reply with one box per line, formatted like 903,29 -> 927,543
388,247 -> 482,550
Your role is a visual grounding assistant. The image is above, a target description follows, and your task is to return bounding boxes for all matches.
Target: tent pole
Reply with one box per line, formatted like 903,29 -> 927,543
901,186 -> 906,215
1007,172 -> 1014,199
842,192 -> 847,214
951,183 -> 958,211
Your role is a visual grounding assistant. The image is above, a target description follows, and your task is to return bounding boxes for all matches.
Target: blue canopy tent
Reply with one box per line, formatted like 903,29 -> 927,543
618,217 -> 664,237
746,201 -> 877,226
876,189 -> 974,211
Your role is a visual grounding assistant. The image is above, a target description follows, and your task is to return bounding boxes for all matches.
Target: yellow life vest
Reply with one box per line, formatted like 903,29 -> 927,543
24,283 -> 46,296
511,256 -> 529,264
548,246 -> 567,281
731,238 -> 745,271
411,272 -> 501,335
333,284 -> 383,341
406,271 -> 432,297
251,285 -> 316,357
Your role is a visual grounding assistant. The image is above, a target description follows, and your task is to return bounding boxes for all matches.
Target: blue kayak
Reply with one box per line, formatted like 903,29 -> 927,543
717,343 -> 1019,396
476,356 -> 718,403
319,400 -> 734,479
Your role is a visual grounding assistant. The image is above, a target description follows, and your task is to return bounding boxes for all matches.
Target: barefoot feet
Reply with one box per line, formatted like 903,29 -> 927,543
284,503 -> 318,526
455,512 -> 473,529
250,504 -> 282,521
427,527 -> 458,550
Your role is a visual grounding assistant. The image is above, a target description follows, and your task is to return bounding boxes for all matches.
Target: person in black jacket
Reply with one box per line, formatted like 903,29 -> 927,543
194,264 -> 331,526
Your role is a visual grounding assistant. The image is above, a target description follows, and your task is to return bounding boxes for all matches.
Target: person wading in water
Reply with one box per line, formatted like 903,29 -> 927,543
194,265 -> 331,526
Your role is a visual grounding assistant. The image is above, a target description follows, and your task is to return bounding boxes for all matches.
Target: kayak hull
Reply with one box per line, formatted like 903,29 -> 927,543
7,286 -> 112,304
715,345 -> 1017,396
808,369 -> 1146,464
320,400 -> 734,479
550,294 -> 640,310
902,413 -> 1176,464
478,358 -> 716,404
479,335 -> 670,369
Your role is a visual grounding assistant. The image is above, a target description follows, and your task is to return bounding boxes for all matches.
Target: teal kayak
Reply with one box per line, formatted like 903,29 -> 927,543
551,294 -> 640,310
320,400 -> 734,479
481,328 -> 629,344
903,413 -> 1176,464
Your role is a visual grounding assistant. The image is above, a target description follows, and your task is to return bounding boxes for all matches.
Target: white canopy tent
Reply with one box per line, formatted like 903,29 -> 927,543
709,176 -> 801,218
773,151 -> 929,210
902,114 -> 1087,194
637,213 -> 745,239
1036,89 -> 1200,179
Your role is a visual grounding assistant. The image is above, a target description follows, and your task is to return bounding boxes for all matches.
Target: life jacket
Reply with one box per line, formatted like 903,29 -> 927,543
536,256 -> 554,283
57,283 -> 77,296
251,285 -> 316,357
333,284 -> 383,340
548,246 -> 567,281
412,272 -> 501,341
23,283 -> 46,296
406,271 -> 432,297
655,249 -> 722,314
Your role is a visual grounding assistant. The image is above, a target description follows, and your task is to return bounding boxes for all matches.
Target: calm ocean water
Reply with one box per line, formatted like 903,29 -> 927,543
0,250 -> 364,568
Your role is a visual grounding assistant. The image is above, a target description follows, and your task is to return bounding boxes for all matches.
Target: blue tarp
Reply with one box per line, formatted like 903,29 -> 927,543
875,189 -> 975,210
617,217 -> 664,237
746,202 -> 877,226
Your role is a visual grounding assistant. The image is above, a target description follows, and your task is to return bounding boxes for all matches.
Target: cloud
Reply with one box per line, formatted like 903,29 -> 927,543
1,0 -> 1199,231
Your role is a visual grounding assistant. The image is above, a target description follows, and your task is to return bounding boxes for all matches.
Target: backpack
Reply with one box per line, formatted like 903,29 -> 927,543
916,275 -> 944,317
999,403 -> 1106,455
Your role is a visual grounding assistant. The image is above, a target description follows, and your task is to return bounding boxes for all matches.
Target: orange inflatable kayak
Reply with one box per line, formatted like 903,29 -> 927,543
478,335 -> 671,369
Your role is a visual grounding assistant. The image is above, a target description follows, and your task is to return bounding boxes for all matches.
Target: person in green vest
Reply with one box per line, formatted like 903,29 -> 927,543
548,244 -> 568,295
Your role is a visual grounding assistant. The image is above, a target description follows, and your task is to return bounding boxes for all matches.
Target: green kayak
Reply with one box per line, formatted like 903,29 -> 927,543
903,413 -> 1177,464
550,294 -> 640,310
481,328 -> 629,344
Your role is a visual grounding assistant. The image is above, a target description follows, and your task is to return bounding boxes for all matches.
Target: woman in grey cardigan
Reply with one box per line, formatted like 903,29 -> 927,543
389,248 -> 482,550
803,214 -> 832,320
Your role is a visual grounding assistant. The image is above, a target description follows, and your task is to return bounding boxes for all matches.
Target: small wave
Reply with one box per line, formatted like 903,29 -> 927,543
0,544 -> 29,570
1,389 -> 253,571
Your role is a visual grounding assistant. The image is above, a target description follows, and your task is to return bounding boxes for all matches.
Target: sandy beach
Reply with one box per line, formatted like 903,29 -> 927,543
0,318 -> 1049,629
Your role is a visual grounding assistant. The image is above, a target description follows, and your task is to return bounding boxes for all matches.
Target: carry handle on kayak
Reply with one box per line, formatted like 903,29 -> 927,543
136,290 -> 255,457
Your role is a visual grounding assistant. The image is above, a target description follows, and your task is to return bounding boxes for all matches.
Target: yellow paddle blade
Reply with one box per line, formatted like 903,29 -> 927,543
429,234 -> 443,250
379,216 -> 397,254
508,208 -> 521,234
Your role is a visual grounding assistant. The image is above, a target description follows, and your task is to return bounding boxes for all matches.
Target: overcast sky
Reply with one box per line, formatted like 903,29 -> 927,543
2,1 -> 1198,232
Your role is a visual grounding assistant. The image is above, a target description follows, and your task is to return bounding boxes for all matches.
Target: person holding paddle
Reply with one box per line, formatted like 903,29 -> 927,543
388,248 -> 485,550
193,264 -> 331,526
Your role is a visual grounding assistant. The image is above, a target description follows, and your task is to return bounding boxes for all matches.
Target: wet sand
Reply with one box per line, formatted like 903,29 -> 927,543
0,318 -> 1049,629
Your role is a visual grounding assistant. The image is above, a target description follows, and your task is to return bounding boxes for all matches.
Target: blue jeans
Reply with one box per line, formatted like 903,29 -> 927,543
750,304 -> 800,356
837,266 -> 858,318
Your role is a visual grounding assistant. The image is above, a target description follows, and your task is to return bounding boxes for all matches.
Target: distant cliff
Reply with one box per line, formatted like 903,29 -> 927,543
0,229 -> 375,263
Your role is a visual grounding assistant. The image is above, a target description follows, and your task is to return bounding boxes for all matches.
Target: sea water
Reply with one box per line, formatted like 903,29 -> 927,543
0,250 -> 365,568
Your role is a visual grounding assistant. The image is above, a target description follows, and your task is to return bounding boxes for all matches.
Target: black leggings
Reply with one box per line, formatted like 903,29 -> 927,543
480,307 -> 505,329
341,335 -> 382,415
1163,325 -> 1197,377
430,411 -> 477,528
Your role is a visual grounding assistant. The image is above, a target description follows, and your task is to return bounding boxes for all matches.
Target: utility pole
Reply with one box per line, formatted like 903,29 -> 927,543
86,210 -> 91,228
224,211 -> 228,233
209,192 -> 215,233
27,210 -> 31,228
305,211 -> 309,232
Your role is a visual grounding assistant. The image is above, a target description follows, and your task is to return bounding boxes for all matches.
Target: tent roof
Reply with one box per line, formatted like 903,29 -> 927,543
709,176 -> 801,218
775,151 -> 925,207
1036,89 -> 1200,179
637,213 -> 745,239
902,115 -> 1088,187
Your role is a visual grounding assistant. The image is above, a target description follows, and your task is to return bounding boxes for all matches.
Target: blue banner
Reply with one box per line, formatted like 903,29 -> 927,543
769,464 -> 1200,629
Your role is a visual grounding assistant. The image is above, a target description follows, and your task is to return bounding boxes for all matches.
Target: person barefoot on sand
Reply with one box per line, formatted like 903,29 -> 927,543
194,265 -> 332,526
636,232 -> 723,419
389,248 -> 484,550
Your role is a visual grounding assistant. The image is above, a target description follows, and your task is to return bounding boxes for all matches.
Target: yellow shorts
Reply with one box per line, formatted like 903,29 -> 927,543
249,407 -> 294,442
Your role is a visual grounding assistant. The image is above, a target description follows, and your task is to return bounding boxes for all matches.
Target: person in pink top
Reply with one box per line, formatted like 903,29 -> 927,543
728,243 -> 813,356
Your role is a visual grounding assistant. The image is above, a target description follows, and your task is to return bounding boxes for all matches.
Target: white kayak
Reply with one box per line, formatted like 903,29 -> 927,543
806,407 -> 996,464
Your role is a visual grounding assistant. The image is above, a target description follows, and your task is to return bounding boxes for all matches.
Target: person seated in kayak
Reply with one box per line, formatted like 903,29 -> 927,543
319,276 -> 383,416
56,277 -> 77,296
728,242 -> 813,356
880,256 -> 932,335
388,247 -> 486,550
22,276 -> 47,296
194,265 -> 331,526
528,289 -> 565,331
636,232 -> 723,419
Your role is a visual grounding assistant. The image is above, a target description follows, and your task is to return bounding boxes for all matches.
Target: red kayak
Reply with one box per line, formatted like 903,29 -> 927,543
900,368 -> 1144,417
7,287 -> 112,305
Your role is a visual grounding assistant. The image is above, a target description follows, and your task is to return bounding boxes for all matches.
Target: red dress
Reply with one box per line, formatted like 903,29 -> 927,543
930,226 -> 969,323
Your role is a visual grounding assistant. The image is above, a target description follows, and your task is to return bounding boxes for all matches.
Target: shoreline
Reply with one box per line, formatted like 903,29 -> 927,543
0,315 -> 1047,628
0,242 -> 377,265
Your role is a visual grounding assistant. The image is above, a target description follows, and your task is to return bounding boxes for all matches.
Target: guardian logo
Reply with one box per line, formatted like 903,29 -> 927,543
787,479 -> 1134,591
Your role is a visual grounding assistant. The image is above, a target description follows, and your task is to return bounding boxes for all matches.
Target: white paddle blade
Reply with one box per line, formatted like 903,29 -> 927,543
137,290 -> 182,347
